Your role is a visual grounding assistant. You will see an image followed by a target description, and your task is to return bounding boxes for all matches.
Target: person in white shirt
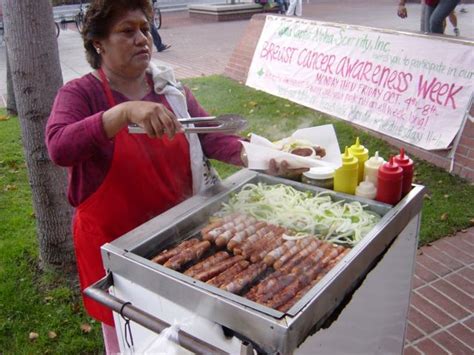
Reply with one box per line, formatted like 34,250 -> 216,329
286,0 -> 302,17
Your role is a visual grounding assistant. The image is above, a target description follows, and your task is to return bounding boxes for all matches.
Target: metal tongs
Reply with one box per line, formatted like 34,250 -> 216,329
128,114 -> 247,134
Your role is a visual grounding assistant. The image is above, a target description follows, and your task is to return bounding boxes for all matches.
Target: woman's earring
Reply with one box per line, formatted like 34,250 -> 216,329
95,47 -> 101,54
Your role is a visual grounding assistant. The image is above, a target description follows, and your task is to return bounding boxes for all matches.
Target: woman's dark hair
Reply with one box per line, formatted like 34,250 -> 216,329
82,0 -> 153,69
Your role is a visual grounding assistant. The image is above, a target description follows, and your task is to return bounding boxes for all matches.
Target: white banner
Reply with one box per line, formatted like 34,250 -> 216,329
246,16 -> 474,150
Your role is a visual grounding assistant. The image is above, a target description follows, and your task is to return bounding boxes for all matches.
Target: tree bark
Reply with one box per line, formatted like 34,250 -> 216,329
5,46 -> 17,115
3,0 -> 75,272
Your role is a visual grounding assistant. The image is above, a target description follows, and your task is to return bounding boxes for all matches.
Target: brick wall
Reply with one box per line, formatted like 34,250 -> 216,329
224,14 -> 474,181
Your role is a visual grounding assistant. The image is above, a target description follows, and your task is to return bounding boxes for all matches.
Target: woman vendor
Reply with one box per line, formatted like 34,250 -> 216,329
46,0 -> 246,351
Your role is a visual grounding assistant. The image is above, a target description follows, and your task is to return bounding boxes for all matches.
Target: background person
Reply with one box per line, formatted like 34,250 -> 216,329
46,0 -> 245,352
150,20 -> 170,52
275,0 -> 288,14
445,9 -> 460,36
150,0 -> 170,52
398,0 -> 461,34
286,0 -> 302,17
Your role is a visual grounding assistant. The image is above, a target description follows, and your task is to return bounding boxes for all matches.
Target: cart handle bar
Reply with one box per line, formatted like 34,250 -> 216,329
84,273 -> 228,355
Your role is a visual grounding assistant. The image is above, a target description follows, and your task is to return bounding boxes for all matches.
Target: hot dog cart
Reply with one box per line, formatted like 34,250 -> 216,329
85,169 -> 425,354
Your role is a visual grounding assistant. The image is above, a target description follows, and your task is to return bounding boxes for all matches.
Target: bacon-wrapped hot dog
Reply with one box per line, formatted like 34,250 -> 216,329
273,238 -> 313,270
289,242 -> 332,274
215,217 -> 257,248
227,221 -> 267,251
184,251 -> 230,277
250,230 -> 285,263
251,274 -> 297,304
277,248 -> 350,312
233,225 -> 273,255
164,240 -> 211,270
279,240 -> 321,274
221,262 -> 267,294
151,238 -> 200,264
203,214 -> 247,241
263,240 -> 296,266
207,260 -> 250,287
193,255 -> 244,282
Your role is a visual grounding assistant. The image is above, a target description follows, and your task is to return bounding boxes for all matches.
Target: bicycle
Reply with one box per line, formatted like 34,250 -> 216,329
75,0 -> 87,33
152,0 -> 162,30
54,18 -> 67,38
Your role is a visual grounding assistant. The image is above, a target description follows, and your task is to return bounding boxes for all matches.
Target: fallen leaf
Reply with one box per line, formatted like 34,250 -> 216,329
4,184 -> 17,191
440,213 -> 448,221
80,323 -> 92,333
0,114 -> 9,121
470,219 -> 474,226
461,229 -> 468,233
48,331 -> 57,339
29,332 -> 39,341
44,296 -> 54,303
191,87 -> 199,91
423,194 -> 431,200
443,194 -> 449,198
249,109 -> 254,114
248,101 -> 258,108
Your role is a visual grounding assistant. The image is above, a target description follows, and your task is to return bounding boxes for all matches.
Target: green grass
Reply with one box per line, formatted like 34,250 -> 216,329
0,76 -> 473,352
0,111 -> 102,354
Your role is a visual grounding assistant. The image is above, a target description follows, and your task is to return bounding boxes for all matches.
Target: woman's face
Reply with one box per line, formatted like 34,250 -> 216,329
95,9 -> 152,77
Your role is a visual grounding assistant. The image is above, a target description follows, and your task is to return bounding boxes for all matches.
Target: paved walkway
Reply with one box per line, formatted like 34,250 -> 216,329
405,229 -> 474,354
0,1 -> 472,353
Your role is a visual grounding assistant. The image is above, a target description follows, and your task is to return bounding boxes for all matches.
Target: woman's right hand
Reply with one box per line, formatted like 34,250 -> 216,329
102,101 -> 183,139
397,4 -> 407,18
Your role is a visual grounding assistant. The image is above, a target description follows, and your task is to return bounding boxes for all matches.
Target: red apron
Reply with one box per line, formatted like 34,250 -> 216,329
74,69 -> 192,325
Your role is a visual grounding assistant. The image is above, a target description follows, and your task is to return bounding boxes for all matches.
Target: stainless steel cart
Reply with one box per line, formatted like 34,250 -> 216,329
86,169 -> 424,354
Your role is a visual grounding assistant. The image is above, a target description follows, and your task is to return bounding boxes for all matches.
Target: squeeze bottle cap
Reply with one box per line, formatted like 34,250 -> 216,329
365,151 -> 385,168
394,148 -> 413,166
356,176 -> 377,196
341,146 -> 358,165
303,166 -> 335,180
349,137 -> 368,155
379,156 -> 403,176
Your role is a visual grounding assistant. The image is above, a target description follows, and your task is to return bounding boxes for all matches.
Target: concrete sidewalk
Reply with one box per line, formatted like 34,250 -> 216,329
0,1 -> 472,353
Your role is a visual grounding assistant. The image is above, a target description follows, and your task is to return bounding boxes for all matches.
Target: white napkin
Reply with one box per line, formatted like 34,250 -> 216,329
241,124 -> 342,170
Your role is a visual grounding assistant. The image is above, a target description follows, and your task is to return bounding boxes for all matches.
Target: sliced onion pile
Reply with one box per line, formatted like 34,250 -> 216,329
216,183 -> 381,247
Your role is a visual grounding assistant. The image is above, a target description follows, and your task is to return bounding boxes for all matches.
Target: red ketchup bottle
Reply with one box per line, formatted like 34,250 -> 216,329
376,157 -> 403,205
393,148 -> 414,197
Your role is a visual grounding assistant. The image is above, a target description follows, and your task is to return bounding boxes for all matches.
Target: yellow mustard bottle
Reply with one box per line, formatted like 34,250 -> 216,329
348,137 -> 369,183
334,146 -> 359,195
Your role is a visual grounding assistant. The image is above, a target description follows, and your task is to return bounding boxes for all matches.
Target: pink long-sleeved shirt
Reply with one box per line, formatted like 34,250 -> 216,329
46,73 -> 244,206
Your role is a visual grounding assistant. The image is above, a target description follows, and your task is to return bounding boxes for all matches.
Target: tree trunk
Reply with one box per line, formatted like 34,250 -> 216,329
5,46 -> 17,115
3,0 -> 75,272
